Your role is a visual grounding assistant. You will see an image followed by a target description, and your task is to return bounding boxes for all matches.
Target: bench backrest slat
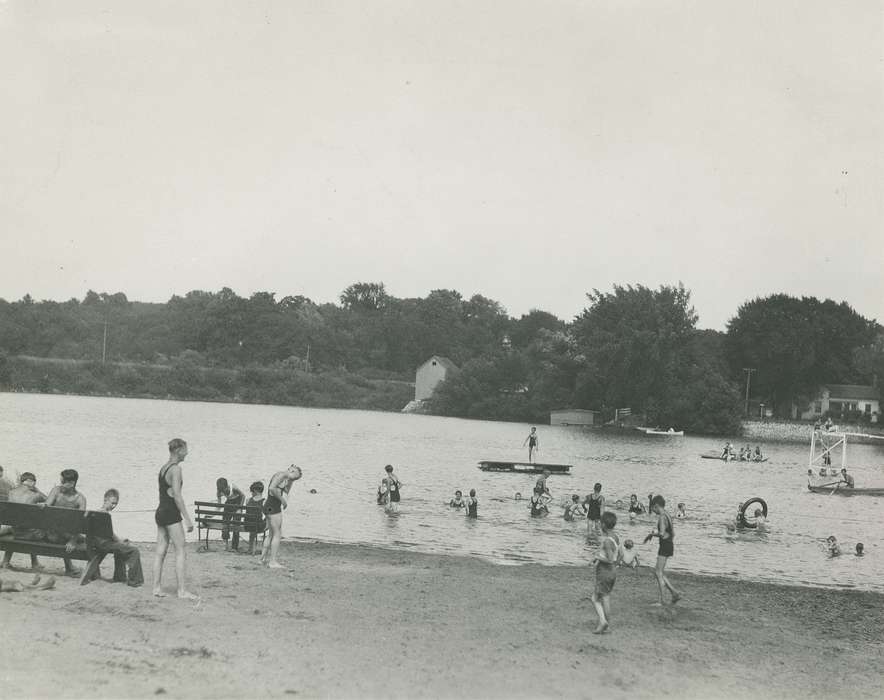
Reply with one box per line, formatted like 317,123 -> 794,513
0,502 -> 113,539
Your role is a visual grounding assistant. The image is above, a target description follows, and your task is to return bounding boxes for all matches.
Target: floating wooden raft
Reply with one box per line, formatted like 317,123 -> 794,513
477,460 -> 572,474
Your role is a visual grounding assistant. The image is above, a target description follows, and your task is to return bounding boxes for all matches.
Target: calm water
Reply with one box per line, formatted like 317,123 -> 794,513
2,393 -> 883,592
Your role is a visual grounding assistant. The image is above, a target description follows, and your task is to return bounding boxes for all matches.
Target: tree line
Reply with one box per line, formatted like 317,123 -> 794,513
0,284 -> 881,433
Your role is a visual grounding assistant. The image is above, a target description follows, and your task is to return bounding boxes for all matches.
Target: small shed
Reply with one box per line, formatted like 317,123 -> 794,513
414,355 -> 459,401
550,408 -> 597,426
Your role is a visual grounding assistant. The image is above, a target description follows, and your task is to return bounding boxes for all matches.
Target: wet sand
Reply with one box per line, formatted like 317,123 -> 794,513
1,540 -> 882,699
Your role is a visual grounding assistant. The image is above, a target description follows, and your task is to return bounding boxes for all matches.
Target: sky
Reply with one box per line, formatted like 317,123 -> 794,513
1,0 -> 882,330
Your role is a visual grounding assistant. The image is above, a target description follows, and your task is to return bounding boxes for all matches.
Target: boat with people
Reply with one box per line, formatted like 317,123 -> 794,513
805,428 -> 884,496
636,427 -> 684,436
477,460 -> 571,474
700,451 -> 768,463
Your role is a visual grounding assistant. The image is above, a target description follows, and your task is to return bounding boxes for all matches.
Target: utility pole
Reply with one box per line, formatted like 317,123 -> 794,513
304,344 -> 311,373
742,368 -> 755,417
102,318 -> 108,364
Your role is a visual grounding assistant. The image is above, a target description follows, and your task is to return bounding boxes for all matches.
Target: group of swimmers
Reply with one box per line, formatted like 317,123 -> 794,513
447,489 -> 478,518
720,443 -> 765,461
827,536 -> 864,558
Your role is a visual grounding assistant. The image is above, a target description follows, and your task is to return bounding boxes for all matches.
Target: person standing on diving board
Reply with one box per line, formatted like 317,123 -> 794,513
523,427 -> 540,463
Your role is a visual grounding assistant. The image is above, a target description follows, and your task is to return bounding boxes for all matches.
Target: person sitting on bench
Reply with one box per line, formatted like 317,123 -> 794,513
0,472 -> 47,571
44,469 -> 87,577
85,488 -> 144,587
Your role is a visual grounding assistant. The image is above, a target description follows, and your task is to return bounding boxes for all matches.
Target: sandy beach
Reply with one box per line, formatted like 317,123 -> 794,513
1,539 -> 882,699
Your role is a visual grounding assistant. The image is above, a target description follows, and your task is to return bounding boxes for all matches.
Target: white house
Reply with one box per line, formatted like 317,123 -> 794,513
798,384 -> 880,423
414,355 -> 459,401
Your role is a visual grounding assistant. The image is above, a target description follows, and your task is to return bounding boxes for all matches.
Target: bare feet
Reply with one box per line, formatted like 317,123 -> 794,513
592,623 -> 609,634
64,567 -> 82,578
267,561 -> 285,569
671,593 -> 682,604
153,588 -> 168,598
177,590 -> 200,600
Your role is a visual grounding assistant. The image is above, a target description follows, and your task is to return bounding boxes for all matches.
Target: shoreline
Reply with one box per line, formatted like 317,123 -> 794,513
2,539 -> 882,699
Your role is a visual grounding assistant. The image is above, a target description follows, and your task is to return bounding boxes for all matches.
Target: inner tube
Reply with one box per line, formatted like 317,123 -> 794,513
737,497 -> 768,529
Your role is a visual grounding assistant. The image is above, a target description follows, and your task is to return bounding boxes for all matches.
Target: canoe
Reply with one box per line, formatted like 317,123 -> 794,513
643,429 -> 684,436
477,460 -> 571,474
807,483 -> 884,496
700,451 -> 768,463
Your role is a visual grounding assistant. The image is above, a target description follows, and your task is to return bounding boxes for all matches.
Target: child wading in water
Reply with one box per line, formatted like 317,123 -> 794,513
465,489 -> 478,519
590,511 -> 620,634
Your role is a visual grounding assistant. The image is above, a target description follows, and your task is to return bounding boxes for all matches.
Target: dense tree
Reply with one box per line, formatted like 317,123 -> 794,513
725,295 -> 877,415
572,283 -> 697,414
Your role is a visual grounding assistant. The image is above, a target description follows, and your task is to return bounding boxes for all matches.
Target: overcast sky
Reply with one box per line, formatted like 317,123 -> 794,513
1,0 -> 881,329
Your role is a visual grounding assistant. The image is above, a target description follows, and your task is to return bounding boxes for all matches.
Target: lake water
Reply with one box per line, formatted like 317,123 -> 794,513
2,393 -> 883,592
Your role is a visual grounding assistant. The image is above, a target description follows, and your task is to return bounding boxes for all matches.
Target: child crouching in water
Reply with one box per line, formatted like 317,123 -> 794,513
618,539 -> 639,569
590,511 -> 619,634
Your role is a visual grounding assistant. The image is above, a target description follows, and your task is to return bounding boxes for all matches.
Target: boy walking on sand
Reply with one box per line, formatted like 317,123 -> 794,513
644,495 -> 681,605
590,511 -> 620,634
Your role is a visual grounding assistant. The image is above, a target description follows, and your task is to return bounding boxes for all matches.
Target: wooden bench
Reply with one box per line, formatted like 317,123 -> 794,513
0,501 -> 114,585
194,500 -> 264,552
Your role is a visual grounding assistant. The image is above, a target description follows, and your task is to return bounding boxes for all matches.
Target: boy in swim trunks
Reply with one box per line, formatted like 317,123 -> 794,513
644,495 -> 681,605
0,472 -> 46,571
590,511 -> 620,634
44,468 -> 87,576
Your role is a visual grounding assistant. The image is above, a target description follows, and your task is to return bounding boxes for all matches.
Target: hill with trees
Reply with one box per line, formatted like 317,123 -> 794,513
0,285 -> 880,433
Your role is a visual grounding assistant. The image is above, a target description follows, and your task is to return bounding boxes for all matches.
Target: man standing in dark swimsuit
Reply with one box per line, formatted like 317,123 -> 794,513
152,438 -> 197,599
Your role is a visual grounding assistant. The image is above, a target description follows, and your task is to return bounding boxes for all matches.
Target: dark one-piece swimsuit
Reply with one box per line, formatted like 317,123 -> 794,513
154,464 -> 182,527
657,512 -> 675,557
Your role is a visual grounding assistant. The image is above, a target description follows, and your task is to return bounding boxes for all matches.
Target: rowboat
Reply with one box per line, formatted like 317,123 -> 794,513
641,428 -> 684,436
700,451 -> 768,463
807,483 -> 884,496
477,460 -> 571,474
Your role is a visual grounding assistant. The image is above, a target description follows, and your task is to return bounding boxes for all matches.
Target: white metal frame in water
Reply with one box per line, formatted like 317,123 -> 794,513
808,429 -> 884,475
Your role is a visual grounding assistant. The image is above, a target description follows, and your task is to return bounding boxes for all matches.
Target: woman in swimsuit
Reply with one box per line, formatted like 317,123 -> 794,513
152,438 -> 197,599
644,495 -> 681,605
586,483 -> 605,534
529,487 -> 549,517
260,465 -> 302,569
465,489 -> 478,519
